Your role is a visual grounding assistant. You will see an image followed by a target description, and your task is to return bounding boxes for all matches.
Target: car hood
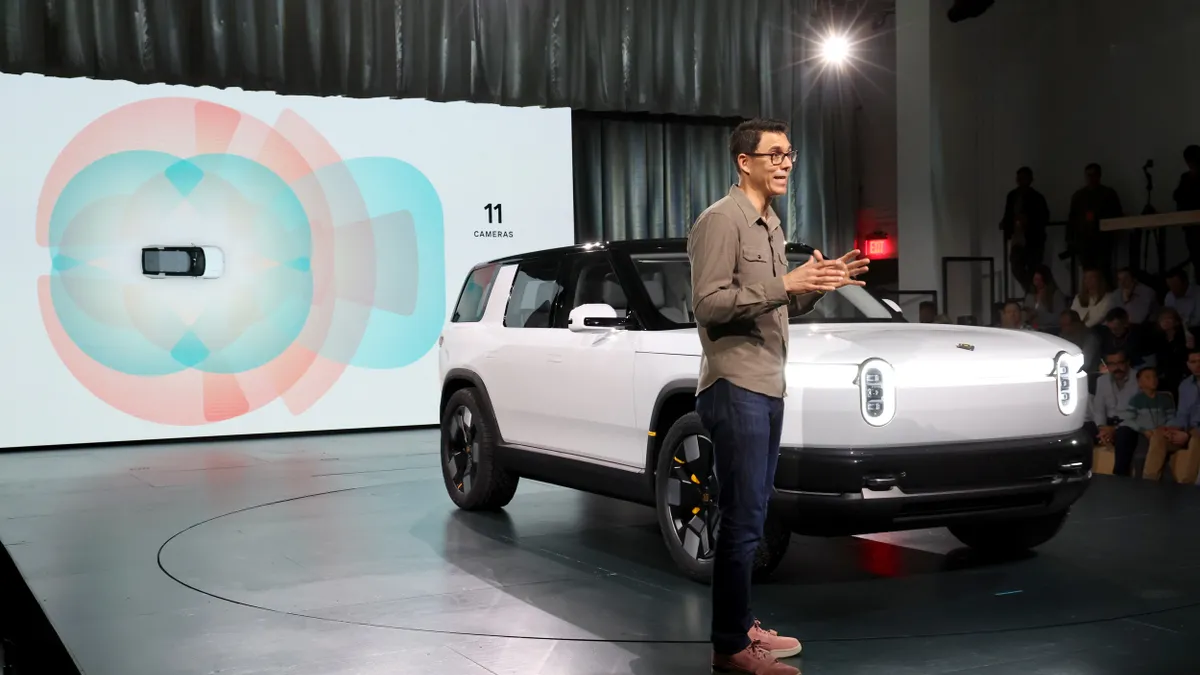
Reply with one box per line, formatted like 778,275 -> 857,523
785,322 -> 1079,366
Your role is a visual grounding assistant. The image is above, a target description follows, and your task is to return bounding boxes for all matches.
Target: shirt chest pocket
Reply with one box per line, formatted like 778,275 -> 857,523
740,244 -> 786,281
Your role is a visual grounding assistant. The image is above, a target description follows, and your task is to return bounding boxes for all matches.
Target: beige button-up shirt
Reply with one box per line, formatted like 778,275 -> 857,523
687,186 -> 821,398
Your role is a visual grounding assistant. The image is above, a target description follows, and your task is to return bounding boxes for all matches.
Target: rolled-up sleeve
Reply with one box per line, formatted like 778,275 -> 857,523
689,212 -> 788,327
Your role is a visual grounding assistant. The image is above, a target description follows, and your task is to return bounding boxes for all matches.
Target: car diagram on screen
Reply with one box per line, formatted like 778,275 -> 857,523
141,245 -> 224,279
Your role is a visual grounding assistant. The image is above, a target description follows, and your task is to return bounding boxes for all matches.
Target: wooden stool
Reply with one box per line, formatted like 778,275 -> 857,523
1092,444 -> 1115,475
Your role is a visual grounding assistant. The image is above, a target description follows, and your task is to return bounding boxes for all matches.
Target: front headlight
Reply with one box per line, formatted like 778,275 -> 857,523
1053,351 -> 1084,415
857,358 -> 896,427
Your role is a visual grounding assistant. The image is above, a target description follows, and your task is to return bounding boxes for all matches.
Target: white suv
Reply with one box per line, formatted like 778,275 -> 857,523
437,239 -> 1092,582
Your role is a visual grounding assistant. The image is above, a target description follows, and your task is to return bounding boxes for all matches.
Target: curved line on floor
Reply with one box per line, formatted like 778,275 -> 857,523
156,484 -> 1200,644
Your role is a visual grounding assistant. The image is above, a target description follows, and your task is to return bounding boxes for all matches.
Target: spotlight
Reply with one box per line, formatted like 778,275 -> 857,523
819,33 -> 852,65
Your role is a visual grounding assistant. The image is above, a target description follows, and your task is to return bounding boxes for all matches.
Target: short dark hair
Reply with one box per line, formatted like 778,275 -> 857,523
1104,306 -> 1129,323
1086,162 -> 1102,173
1136,366 -> 1157,380
1185,144 -> 1200,164
729,118 -> 790,165
1016,166 -> 1033,177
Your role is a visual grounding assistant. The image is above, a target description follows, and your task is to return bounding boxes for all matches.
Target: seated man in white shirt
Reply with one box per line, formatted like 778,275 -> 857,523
1165,268 -> 1200,328
1090,349 -> 1141,475
1108,266 -> 1157,325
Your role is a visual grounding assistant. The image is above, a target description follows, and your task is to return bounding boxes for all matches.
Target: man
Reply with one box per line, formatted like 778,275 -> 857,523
1155,349 -> 1200,483
688,118 -> 868,675
1091,349 -> 1137,468
998,166 -> 1050,294
1108,266 -> 1156,325
1172,145 -> 1200,272
1165,268 -> 1200,328
1067,163 -> 1123,271
1094,307 -> 1148,368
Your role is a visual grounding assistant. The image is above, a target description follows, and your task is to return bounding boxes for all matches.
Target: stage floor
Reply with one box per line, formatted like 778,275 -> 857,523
1,429 -> 1198,674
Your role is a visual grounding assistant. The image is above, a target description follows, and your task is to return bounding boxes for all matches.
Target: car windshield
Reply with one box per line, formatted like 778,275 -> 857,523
628,252 -> 901,327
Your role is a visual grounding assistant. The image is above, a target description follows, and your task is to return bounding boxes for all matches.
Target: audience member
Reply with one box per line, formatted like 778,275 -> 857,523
1164,268 -> 1200,327
1173,144 -> 1200,271
1148,306 -> 1194,396
1090,349 -> 1137,446
999,166 -> 1051,294
1161,349 -> 1200,484
1109,266 -> 1157,324
1000,300 -> 1031,329
918,301 -> 936,323
1121,367 -> 1175,438
1067,163 -> 1123,271
1095,307 -> 1149,368
1071,268 -> 1112,327
1021,265 -> 1067,331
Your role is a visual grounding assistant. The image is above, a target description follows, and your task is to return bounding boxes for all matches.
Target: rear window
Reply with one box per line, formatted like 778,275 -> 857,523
452,264 -> 501,322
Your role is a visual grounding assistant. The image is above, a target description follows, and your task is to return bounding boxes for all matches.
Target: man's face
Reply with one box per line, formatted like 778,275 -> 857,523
1106,317 -> 1128,337
1106,354 -> 1129,379
1002,304 -> 1021,326
1168,276 -> 1186,295
743,131 -> 794,197
1117,270 -> 1134,290
1016,171 -> 1032,188
919,306 -> 935,323
1189,353 -> 1200,377
1085,167 -> 1101,187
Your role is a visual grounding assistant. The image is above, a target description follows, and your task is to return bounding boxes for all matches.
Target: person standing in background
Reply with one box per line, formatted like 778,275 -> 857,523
1068,163 -> 1123,273
688,117 -> 868,675
999,166 -> 1050,295
1173,145 -> 1200,272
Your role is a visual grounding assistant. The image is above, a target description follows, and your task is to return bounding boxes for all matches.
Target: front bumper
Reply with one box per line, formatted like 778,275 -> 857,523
769,427 -> 1093,536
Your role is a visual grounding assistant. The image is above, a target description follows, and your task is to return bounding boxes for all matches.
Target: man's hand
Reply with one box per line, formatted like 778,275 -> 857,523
782,250 -> 846,294
1167,428 -> 1190,446
834,249 -> 870,287
1098,425 -> 1115,445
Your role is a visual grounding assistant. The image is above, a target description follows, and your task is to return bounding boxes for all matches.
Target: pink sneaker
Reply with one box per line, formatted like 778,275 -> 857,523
712,641 -> 800,674
749,620 -> 802,658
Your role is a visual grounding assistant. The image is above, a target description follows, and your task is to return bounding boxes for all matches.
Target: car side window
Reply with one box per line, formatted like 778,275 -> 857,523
504,258 -> 563,328
554,253 -> 627,328
451,263 -> 501,323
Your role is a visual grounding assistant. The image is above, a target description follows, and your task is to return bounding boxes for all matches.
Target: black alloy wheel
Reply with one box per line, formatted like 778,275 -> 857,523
655,411 -> 790,583
665,432 -> 721,563
439,387 -> 519,510
445,404 -> 478,495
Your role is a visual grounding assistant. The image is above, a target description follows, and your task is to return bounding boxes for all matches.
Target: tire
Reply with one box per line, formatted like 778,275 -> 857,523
654,411 -> 791,584
948,508 -> 1070,555
440,387 -> 519,511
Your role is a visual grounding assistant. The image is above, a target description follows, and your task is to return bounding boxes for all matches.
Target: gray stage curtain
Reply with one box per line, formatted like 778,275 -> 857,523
2,0 -> 858,251
573,80 -> 859,252
1,0 -> 819,114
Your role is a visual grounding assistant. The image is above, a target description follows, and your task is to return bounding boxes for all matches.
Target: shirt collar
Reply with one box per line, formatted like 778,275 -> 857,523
729,185 -> 782,231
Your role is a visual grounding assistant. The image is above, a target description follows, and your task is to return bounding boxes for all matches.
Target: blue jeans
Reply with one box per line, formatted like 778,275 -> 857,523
695,378 -> 784,655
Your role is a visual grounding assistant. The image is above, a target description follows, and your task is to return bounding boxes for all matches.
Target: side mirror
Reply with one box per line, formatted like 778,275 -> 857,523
569,303 -> 624,332
882,298 -> 901,313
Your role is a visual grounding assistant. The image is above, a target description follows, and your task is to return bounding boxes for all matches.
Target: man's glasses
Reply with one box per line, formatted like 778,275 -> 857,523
747,150 -> 798,165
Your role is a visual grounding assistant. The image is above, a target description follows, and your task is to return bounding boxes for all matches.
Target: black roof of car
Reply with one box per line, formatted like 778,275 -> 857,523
484,237 -> 816,265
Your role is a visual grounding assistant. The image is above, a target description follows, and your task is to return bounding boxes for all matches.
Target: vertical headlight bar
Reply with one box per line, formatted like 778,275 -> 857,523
1053,351 -> 1083,416
858,358 -> 896,427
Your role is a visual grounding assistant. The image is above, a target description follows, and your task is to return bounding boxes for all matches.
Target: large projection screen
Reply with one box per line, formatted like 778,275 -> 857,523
0,74 -> 576,448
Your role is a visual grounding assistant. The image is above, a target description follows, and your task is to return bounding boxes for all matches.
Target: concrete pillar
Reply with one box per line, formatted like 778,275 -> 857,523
895,0 -> 939,304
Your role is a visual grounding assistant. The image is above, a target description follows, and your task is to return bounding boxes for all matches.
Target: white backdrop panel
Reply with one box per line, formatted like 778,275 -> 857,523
0,73 -> 575,448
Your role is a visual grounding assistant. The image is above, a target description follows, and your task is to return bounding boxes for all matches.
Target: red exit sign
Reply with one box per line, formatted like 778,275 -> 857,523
862,235 -> 894,259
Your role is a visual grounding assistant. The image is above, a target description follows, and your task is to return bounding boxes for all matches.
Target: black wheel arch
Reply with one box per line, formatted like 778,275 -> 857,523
644,380 -> 699,478
441,369 -> 503,440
